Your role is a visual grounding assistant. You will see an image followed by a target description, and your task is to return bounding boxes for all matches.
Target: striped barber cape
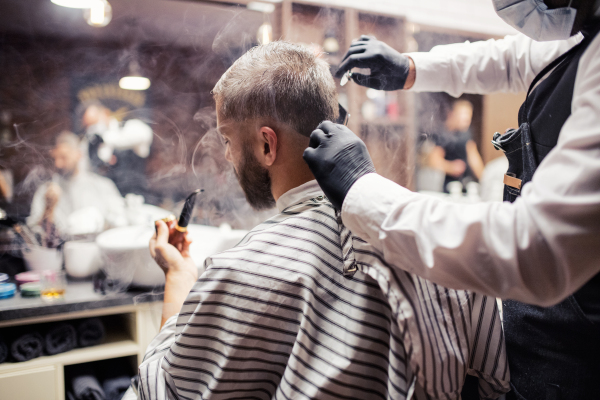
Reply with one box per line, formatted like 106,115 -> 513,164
138,180 -> 509,400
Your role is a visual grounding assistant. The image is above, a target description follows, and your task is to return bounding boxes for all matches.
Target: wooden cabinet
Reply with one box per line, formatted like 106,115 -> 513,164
0,302 -> 162,400
0,365 -> 57,400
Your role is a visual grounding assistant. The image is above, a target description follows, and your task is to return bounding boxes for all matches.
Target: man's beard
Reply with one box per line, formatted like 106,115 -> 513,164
234,145 -> 276,211
57,168 -> 76,180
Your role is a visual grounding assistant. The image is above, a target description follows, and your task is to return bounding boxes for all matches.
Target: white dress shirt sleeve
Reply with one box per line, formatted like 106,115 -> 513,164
407,33 -> 581,97
341,34 -> 600,306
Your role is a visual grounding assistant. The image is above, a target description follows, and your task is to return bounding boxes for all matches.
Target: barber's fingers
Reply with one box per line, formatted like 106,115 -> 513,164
317,121 -> 341,135
351,72 -> 377,87
303,146 -> 317,163
335,46 -> 368,77
353,35 -> 375,43
340,44 -> 367,60
336,54 -> 372,79
308,129 -> 327,149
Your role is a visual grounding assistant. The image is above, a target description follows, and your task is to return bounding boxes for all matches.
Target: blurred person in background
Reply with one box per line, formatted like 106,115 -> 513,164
305,0 -> 600,399
28,131 -> 126,238
426,100 -> 484,192
82,102 -> 153,198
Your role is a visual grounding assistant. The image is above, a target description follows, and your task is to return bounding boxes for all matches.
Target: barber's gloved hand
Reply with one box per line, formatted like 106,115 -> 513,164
335,35 -> 411,91
303,121 -> 376,210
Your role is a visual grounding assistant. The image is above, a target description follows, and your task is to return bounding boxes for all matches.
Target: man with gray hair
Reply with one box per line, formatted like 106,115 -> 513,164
135,41 -> 508,400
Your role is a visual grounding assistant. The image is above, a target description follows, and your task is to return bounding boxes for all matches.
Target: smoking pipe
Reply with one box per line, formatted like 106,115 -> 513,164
158,189 -> 202,252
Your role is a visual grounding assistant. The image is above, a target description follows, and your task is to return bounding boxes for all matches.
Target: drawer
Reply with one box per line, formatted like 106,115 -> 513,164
0,365 -> 57,400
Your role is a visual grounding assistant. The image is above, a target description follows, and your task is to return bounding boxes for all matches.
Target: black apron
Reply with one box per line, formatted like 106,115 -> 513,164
491,22 -> 600,400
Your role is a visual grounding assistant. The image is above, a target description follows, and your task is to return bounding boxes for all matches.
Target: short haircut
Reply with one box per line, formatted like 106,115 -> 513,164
54,131 -> 80,149
212,41 -> 339,137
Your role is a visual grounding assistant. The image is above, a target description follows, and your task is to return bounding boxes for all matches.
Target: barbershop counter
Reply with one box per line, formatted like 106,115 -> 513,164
0,281 -> 163,321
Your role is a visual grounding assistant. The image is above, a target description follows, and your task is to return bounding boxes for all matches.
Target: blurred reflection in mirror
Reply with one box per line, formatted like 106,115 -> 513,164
27,131 -> 127,239
82,102 -> 153,198
421,100 -> 484,193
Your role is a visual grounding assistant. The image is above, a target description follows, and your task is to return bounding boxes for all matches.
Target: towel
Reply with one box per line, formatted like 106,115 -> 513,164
0,335 -> 7,363
45,323 -> 76,355
77,318 -> 105,348
10,332 -> 43,362
103,376 -> 132,400
72,374 -> 105,400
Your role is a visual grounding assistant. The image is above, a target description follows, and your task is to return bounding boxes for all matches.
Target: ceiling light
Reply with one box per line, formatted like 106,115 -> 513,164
119,77 -> 151,91
119,60 -> 151,91
51,0 -> 97,8
84,0 -> 112,27
323,37 -> 339,53
247,2 -> 275,13
257,22 -> 273,45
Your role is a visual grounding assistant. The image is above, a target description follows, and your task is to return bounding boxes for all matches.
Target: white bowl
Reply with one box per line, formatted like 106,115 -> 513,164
23,245 -> 63,272
96,224 -> 247,288
64,240 -> 102,278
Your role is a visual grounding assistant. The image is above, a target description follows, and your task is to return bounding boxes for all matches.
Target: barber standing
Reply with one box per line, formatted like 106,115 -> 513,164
304,1 -> 600,399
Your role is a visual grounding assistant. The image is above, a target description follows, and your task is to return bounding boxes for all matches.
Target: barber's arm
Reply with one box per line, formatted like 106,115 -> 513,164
337,34 -> 580,96
305,58 -> 600,307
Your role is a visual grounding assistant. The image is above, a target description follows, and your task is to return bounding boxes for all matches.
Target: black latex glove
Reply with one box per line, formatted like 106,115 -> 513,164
303,121 -> 376,210
335,35 -> 410,91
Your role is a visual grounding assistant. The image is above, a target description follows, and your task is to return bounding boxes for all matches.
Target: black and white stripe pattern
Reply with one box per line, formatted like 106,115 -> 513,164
138,184 -> 508,400
340,222 -> 509,399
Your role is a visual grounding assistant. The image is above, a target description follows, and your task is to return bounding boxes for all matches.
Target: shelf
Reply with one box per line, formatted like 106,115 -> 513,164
0,332 -> 140,374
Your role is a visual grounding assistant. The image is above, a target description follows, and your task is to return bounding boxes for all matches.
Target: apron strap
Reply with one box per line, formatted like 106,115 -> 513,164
525,22 -> 600,107
525,43 -> 581,100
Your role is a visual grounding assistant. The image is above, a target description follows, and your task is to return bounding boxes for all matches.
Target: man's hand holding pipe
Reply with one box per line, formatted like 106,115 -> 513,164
303,121 -> 376,210
335,35 -> 416,90
150,220 -> 199,328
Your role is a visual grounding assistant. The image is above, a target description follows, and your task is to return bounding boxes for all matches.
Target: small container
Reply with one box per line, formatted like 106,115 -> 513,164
40,270 -> 67,301
0,273 -> 8,283
23,245 -> 63,272
15,272 -> 40,286
0,283 -> 16,299
20,282 -> 41,298
64,240 -> 101,278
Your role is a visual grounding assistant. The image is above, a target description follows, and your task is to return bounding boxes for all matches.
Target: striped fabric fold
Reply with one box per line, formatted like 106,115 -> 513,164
340,221 -> 509,399
138,193 -> 508,400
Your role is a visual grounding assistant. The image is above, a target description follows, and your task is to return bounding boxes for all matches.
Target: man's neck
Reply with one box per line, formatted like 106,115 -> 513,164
270,160 -> 315,201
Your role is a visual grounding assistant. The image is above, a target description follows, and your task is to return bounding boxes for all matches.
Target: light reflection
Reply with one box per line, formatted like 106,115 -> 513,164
118,77 -> 151,91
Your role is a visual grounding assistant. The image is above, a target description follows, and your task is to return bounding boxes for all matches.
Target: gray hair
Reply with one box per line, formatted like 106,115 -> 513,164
54,131 -> 80,149
212,41 -> 339,137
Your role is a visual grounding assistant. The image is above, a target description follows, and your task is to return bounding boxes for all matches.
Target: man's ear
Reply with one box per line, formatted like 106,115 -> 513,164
259,126 -> 278,167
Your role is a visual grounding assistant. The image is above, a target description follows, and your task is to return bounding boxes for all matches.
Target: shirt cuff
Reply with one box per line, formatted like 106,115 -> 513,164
404,51 -> 448,93
341,173 -> 414,243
